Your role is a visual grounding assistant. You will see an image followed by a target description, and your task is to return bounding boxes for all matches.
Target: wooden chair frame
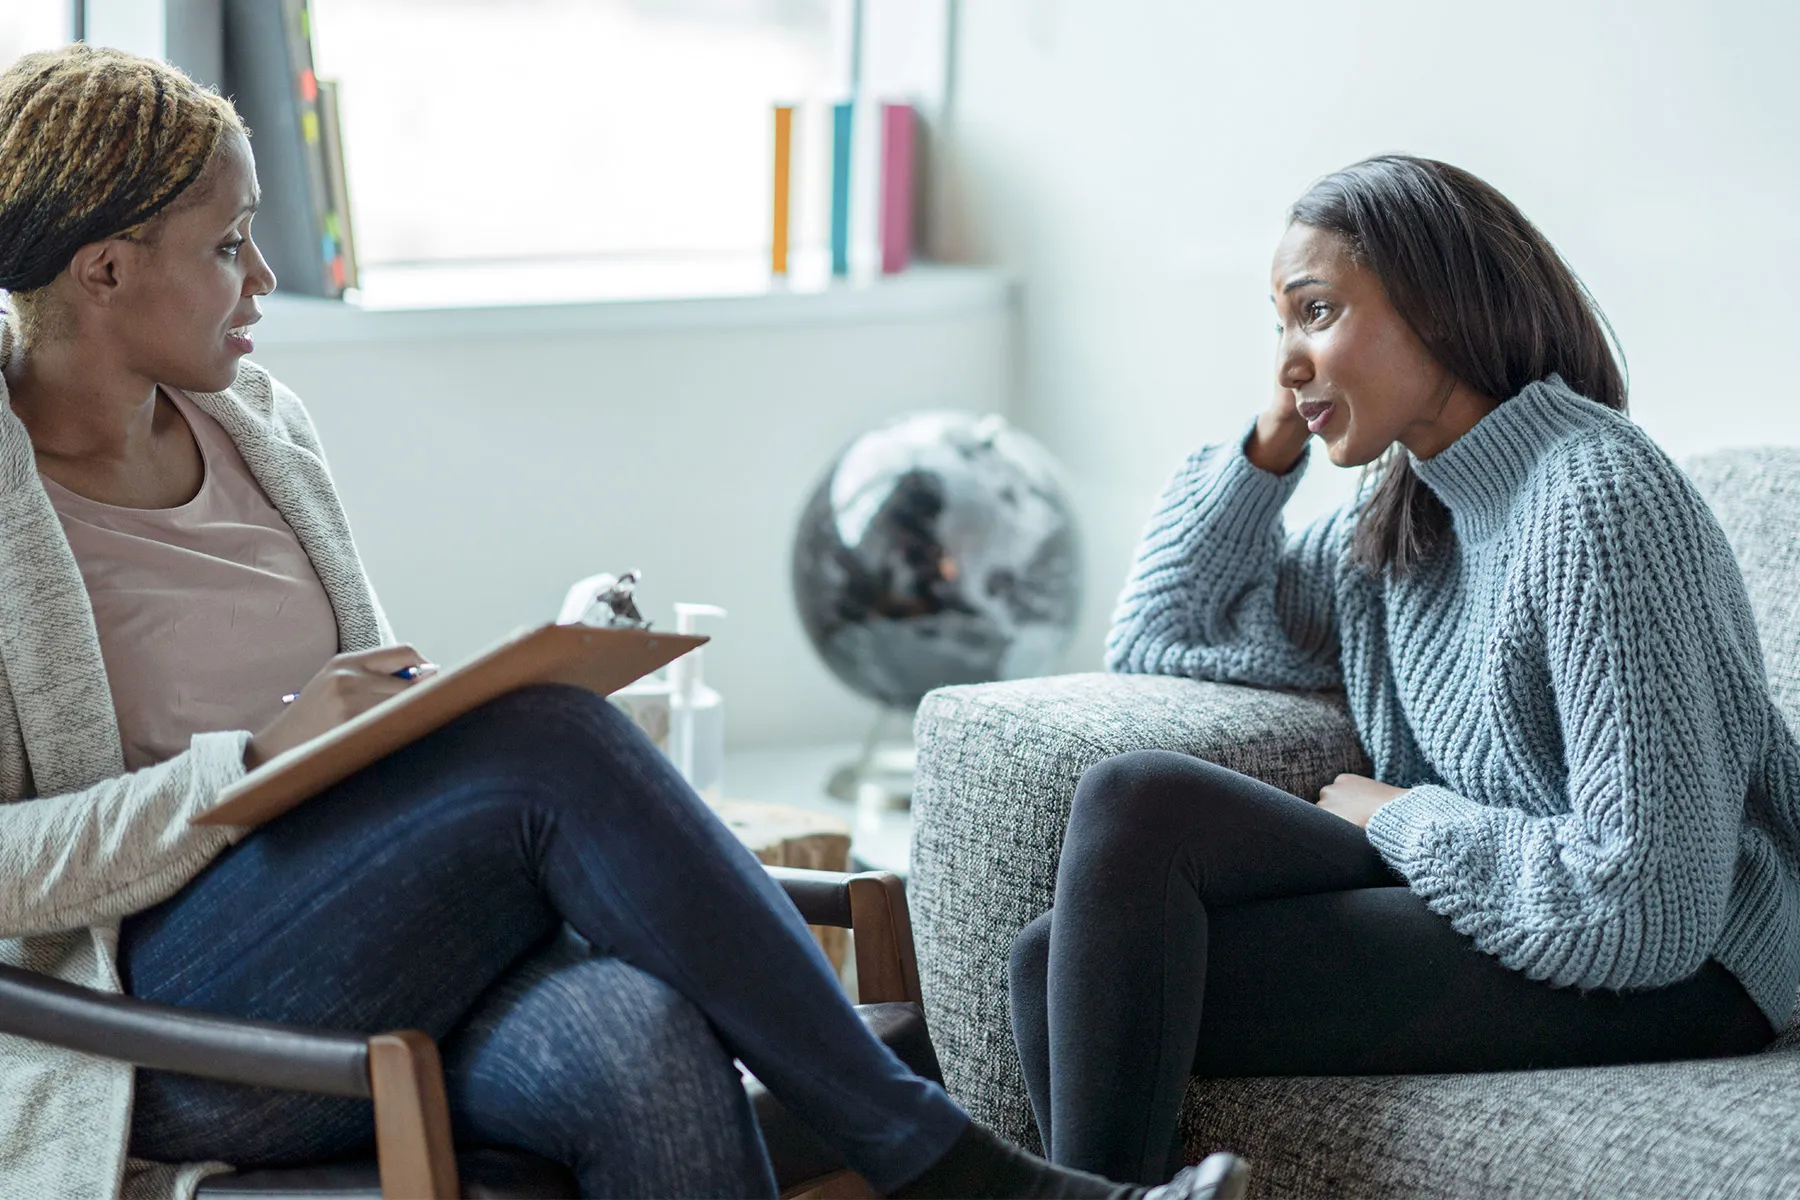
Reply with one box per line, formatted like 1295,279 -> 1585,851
0,866 -> 922,1199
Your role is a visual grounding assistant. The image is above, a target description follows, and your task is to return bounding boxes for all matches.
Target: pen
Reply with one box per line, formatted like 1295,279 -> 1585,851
281,663 -> 435,706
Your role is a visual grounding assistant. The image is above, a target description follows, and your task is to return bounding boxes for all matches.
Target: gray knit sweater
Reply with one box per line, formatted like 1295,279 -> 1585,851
1106,376 -> 1800,1029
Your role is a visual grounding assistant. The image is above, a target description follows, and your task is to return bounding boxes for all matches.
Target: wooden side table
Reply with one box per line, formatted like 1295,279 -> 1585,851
709,798 -> 854,976
722,743 -> 917,877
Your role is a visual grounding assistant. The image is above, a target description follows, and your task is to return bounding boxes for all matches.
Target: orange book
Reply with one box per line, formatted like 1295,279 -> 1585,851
771,104 -> 794,275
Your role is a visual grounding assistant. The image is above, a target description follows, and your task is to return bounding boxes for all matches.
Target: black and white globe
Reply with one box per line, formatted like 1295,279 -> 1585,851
792,412 -> 1083,710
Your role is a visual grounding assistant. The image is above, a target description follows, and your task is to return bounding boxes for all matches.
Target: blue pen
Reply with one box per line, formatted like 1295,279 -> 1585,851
281,663 -> 435,706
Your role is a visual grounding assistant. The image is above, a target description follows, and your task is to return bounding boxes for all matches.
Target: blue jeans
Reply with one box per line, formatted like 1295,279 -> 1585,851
121,685 -> 968,1197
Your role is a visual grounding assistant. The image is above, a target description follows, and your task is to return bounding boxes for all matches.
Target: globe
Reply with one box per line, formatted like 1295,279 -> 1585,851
792,412 -> 1083,711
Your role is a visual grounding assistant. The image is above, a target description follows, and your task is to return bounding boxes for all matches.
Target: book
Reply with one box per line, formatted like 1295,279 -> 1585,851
879,102 -> 914,275
831,100 -> 854,277
222,0 -> 347,298
192,624 -> 706,829
314,78 -> 358,292
771,104 -> 795,276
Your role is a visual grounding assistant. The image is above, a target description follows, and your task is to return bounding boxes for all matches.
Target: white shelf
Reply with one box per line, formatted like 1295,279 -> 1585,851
254,260 -> 1013,347
724,743 -> 914,878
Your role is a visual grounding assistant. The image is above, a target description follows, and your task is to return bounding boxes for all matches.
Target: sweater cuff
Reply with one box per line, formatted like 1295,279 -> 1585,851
184,729 -> 255,841
1238,417 -> 1311,480
1166,419 -> 1310,549
1364,783 -> 1481,882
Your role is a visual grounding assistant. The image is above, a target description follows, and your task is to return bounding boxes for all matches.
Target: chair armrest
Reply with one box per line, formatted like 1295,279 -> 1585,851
0,870 -> 908,1080
909,672 -> 1367,1148
0,966 -> 458,1199
765,866 -> 923,1005
0,963 -> 369,1096
764,864 -> 853,927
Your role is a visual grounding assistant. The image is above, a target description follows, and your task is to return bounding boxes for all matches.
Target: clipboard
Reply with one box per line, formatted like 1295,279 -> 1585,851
193,623 -> 706,828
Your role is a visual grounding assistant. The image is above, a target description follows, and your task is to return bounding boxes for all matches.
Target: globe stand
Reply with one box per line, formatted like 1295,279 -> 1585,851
826,706 -> 917,811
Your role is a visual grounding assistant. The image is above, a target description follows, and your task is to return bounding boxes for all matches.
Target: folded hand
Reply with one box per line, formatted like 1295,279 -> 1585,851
1317,773 -> 1407,829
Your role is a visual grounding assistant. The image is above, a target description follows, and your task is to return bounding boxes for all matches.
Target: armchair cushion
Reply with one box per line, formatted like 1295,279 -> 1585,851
1173,1034 -> 1800,1199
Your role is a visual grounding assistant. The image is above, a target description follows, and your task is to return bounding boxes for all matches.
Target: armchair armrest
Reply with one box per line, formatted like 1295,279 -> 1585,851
917,672 -> 1366,795
0,963 -> 369,1095
909,671 -> 1367,1148
0,965 -> 455,1199
766,865 -> 922,1004
764,864 -> 853,927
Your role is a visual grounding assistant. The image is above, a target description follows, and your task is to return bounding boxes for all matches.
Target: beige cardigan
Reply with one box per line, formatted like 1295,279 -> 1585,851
0,316 -> 391,1199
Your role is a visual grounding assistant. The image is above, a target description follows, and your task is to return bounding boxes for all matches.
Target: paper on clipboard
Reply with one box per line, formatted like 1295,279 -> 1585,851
192,623 -> 706,829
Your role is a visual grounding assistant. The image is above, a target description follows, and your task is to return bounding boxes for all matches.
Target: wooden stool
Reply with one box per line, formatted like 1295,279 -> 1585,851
709,798 -> 853,975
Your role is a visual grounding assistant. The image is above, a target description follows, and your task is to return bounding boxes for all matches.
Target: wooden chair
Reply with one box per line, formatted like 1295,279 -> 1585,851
0,866 -> 937,1199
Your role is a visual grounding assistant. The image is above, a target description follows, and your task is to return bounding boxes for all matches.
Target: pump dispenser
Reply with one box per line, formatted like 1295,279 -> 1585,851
670,604 -> 727,801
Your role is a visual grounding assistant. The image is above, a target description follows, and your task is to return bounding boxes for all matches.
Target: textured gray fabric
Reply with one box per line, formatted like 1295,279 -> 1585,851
1687,449 -> 1800,738
911,673 -> 1368,1156
910,446 -> 1800,1198
1174,1049 -> 1800,1199
0,315 -> 392,1200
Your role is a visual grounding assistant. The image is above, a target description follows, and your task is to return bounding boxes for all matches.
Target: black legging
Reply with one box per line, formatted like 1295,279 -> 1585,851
1008,750 -> 1776,1185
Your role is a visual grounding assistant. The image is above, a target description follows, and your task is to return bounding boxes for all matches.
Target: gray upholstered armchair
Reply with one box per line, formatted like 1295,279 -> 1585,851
910,448 -> 1800,1199
0,866 -> 935,1199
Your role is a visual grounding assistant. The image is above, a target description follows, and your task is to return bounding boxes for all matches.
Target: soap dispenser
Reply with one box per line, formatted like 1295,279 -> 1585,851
670,603 -> 727,801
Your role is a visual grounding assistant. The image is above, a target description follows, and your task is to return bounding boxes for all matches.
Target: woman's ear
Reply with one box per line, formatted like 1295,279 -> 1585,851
65,239 -> 127,311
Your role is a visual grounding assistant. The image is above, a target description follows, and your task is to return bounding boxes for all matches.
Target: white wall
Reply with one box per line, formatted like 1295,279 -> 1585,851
936,0 -> 1800,671
250,293 -> 1013,749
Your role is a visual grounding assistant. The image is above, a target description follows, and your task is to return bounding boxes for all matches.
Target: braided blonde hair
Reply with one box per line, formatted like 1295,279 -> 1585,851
0,44 -> 245,339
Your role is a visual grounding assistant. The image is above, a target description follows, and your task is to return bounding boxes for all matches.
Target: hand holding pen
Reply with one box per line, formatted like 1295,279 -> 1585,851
247,646 -> 438,770
282,662 -> 434,706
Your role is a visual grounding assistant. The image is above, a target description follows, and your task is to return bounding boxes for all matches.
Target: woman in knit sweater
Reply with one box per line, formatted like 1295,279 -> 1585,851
0,45 -> 1241,1200
1009,154 -> 1800,1184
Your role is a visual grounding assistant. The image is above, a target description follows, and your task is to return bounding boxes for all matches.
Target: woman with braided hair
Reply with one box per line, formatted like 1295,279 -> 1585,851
0,45 -> 1248,1200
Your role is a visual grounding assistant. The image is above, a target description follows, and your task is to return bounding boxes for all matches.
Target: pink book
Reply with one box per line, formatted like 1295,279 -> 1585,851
880,103 -> 915,274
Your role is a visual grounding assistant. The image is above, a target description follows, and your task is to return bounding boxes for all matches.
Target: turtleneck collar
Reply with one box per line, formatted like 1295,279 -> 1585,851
1408,375 -> 1618,545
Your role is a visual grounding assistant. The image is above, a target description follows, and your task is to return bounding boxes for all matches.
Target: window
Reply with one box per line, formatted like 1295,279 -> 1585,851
308,0 -> 851,267
0,1 -> 73,69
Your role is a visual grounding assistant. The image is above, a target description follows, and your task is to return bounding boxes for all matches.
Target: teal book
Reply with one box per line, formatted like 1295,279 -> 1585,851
831,100 -> 853,276
222,0 -> 344,297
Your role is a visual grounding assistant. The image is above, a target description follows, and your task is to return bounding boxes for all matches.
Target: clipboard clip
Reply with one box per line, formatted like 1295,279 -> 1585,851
558,569 -> 651,630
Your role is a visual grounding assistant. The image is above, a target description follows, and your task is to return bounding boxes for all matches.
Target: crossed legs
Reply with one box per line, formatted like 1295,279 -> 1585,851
123,685 -> 968,1197
1009,751 -> 1773,1184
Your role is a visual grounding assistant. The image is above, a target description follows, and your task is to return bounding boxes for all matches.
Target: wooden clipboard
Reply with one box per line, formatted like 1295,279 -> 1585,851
193,623 -> 706,828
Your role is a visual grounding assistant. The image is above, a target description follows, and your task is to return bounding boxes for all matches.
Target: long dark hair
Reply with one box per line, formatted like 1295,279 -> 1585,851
1289,155 -> 1627,576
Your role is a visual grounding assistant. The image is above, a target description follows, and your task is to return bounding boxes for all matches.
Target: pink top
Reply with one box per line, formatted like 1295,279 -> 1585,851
44,389 -> 340,771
